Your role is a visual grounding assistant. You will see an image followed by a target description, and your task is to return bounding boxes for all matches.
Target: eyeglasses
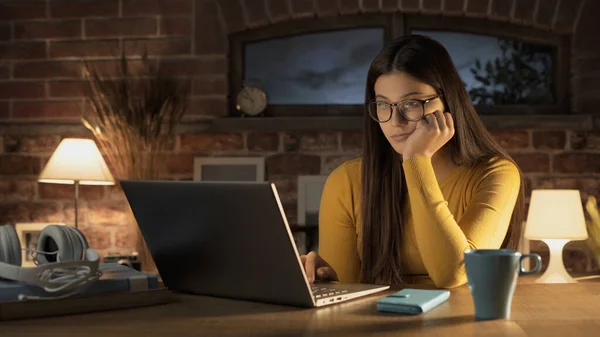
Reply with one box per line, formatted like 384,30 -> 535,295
367,94 -> 443,123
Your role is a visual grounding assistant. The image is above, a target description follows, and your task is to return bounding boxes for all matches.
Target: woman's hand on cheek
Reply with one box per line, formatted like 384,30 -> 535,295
402,110 -> 454,159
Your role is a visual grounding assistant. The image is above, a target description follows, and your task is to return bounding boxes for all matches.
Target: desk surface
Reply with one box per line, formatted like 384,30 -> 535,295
1,280 -> 599,337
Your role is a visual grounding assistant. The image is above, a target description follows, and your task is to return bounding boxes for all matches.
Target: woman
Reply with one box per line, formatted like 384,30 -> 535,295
300,35 -> 524,289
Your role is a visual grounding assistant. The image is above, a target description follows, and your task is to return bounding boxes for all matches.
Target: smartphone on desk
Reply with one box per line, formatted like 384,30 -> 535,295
376,288 -> 450,315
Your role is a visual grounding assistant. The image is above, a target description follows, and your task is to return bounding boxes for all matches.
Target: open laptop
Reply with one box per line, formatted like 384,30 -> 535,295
120,180 -> 389,308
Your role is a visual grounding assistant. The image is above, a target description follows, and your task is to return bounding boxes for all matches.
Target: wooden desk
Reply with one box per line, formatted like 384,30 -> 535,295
1,280 -> 599,337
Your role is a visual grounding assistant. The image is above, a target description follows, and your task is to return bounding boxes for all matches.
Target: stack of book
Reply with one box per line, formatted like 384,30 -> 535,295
0,263 -> 172,321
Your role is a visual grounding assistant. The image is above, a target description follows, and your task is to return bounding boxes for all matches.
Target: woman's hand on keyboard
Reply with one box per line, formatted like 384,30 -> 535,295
300,251 -> 339,283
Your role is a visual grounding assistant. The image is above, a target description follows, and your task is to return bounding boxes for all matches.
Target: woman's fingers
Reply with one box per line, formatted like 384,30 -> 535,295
317,266 -> 339,282
433,110 -> 446,131
304,252 -> 317,283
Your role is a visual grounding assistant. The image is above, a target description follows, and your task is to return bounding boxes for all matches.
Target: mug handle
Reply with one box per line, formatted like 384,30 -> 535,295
519,253 -> 542,276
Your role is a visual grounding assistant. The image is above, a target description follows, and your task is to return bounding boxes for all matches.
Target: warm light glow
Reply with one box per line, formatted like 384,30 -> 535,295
38,138 -> 115,185
525,189 -> 588,240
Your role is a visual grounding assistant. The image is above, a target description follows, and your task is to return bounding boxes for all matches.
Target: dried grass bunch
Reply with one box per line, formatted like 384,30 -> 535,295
81,53 -> 188,180
81,52 -> 188,272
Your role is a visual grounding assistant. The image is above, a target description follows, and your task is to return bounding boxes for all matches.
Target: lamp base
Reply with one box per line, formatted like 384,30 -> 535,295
535,239 -> 576,284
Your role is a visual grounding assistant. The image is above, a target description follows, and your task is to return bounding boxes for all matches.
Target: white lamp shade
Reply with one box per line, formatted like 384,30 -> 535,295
39,138 -> 115,185
525,189 -> 588,240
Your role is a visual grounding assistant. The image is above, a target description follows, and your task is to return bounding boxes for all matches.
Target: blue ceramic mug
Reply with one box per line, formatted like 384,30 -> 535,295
464,249 -> 542,320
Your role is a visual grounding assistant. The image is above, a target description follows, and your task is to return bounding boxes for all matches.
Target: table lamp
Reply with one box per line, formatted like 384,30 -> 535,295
39,138 -> 115,229
524,189 -> 588,283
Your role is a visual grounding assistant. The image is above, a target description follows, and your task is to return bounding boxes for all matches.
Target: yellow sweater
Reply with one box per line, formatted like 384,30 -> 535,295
318,155 -> 521,288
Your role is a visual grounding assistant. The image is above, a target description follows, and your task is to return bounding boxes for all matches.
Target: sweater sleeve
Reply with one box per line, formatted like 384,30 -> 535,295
402,156 -> 520,288
318,163 -> 361,283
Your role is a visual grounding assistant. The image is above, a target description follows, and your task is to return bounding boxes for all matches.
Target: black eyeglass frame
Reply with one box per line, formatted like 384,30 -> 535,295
367,94 -> 444,123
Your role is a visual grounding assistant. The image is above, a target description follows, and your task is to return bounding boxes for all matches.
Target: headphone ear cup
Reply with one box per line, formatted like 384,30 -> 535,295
0,224 -> 22,267
36,225 -> 88,264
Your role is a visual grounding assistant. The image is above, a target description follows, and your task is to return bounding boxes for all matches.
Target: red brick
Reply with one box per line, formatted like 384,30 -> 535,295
512,0 -> 536,23
49,80 -> 87,98
572,132 -> 600,150
82,59 -> 147,78
243,0 -> 269,28
79,224 -> 112,249
38,183 -> 105,201
115,225 -> 137,249
0,202 -> 64,223
531,131 -> 565,150
0,101 -> 9,119
105,185 -> 127,202
284,132 -> 337,152
163,154 -> 194,175
86,18 -> 157,38
195,0 -> 226,55
341,131 -> 363,152
50,40 -> 120,58
339,0 -> 360,14
490,0 -> 511,19
159,58 -> 227,76
269,178 -> 297,203
0,64 -> 9,79
324,155 -> 355,175
62,203 -> 88,227
554,0 -> 583,33
122,0 -> 192,16
316,0 -> 339,16
535,0 -> 558,27
159,16 -> 192,36
422,0 -> 442,12
248,133 -> 279,152
0,155 -> 41,175
0,81 -> 46,99
290,0 -> 314,18
0,2 -> 47,20
179,133 -> 243,152
186,97 -> 227,117
0,42 -> 47,60
554,153 -> 600,173
14,20 -> 82,40
13,100 -> 82,119
574,77 -> 600,96
535,177 -> 600,200
381,0 -> 400,12
400,0 -> 420,12
489,130 -> 530,149
87,202 -> 129,226
576,96 -> 600,114
193,77 -> 227,95
123,38 -> 191,56
511,153 -> 549,173
3,135 -> 61,153
465,0 -> 488,16
219,0 -> 246,33
266,0 -> 292,22
14,61 -> 81,79
0,23 -> 10,41
444,0 -> 464,13
267,154 -> 320,175
574,1 -> 600,54
50,0 -> 119,18
0,179 -> 36,202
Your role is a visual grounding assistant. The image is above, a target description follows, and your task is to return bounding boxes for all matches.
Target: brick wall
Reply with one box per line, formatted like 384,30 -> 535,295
1,0 -> 600,273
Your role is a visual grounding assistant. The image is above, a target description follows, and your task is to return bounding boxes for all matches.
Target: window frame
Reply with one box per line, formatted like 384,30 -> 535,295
228,14 -> 570,117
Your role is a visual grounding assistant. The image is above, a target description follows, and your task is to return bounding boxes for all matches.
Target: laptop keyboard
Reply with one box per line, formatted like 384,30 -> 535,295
311,286 -> 349,298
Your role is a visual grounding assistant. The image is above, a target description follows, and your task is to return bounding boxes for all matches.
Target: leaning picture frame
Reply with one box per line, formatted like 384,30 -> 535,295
14,222 -> 67,267
193,157 -> 265,182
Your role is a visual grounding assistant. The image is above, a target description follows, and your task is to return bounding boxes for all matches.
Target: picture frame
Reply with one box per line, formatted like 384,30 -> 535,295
297,175 -> 328,227
14,222 -> 67,267
296,176 -> 328,254
193,157 -> 265,182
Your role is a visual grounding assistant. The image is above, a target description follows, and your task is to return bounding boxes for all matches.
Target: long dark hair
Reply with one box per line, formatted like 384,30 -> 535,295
360,35 -> 525,285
